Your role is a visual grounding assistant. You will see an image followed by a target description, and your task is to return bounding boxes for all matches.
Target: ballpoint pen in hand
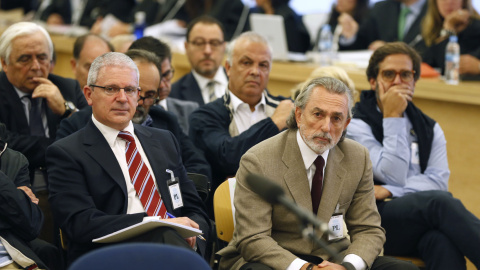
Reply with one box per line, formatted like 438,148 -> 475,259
166,212 -> 206,241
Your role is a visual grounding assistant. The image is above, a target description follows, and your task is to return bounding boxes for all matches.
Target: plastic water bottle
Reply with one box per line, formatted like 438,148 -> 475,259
444,35 -> 460,85
318,24 -> 333,65
134,11 -> 146,40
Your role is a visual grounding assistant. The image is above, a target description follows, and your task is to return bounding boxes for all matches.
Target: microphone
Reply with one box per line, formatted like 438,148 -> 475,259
246,173 -> 330,233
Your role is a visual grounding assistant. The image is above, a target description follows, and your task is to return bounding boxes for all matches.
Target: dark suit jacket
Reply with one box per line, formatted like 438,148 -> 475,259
40,0 -> 135,27
0,141 -> 47,269
170,72 -> 207,106
0,72 -> 87,174
47,121 -> 210,262
218,130 -> 385,270
341,0 -> 427,54
164,97 -> 199,134
55,106 -> 211,181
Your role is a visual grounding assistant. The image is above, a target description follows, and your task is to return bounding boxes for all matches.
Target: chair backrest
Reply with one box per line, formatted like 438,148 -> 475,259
68,243 -> 211,270
187,172 -> 210,203
213,178 -> 236,242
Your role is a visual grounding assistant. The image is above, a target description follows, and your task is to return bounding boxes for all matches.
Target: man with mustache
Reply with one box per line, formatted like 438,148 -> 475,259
189,31 -> 293,217
218,77 -> 417,270
170,16 -> 228,106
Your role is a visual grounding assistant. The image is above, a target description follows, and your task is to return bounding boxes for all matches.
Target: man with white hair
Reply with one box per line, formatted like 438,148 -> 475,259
47,52 -> 209,264
0,22 -> 87,182
189,31 -> 293,216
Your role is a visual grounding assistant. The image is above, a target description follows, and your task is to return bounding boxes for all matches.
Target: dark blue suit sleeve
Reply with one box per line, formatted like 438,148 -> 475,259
0,149 -> 43,241
189,101 -> 280,184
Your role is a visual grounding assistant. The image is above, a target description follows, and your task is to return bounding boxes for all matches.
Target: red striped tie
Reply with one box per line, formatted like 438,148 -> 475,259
118,131 -> 168,218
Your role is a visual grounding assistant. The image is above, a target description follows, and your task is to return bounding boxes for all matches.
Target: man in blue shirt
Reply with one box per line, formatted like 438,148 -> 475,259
346,42 -> 480,270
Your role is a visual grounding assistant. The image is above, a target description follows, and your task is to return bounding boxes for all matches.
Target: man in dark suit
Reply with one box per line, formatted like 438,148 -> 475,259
218,77 -> 417,270
339,0 -> 427,53
129,36 -> 199,134
189,32 -> 293,217
170,16 -> 228,106
0,22 -> 87,182
47,52 -> 209,264
56,49 -> 211,184
0,125 -> 65,270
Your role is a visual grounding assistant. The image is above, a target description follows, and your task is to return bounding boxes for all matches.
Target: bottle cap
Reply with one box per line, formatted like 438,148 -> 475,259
449,35 -> 458,43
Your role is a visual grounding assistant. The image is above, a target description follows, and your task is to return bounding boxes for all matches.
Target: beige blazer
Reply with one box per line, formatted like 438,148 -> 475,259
218,129 -> 385,270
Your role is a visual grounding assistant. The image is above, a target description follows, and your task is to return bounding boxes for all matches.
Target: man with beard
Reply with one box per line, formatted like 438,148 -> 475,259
218,77 -> 418,270
346,42 -> 480,270
170,16 -> 228,106
188,31 -> 293,217
129,36 -> 199,134
55,50 -> 211,185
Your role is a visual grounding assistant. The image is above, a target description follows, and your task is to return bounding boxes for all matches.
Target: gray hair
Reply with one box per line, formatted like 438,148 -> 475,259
0,22 -> 53,64
286,77 -> 354,130
226,31 -> 273,66
87,52 -> 139,86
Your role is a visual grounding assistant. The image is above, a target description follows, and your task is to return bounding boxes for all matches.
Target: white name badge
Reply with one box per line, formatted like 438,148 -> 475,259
328,214 -> 344,241
169,182 -> 184,209
411,142 -> 420,165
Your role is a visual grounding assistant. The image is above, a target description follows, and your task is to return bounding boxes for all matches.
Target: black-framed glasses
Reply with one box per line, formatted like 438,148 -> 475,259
90,85 -> 140,97
161,68 -> 175,82
380,70 -> 415,82
189,39 -> 224,50
138,90 -> 159,105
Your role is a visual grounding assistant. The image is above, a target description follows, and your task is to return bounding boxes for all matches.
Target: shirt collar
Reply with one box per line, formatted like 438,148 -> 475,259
229,89 -> 266,113
402,0 -> 425,15
158,99 -> 167,110
91,115 -> 134,147
296,130 -> 330,170
191,67 -> 227,89
14,86 -> 30,99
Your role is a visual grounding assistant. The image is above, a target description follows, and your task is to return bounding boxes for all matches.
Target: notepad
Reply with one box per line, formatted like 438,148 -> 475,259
92,219 -> 202,243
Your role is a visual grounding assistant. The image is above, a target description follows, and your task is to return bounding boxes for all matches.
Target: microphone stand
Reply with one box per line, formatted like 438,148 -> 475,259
277,196 -> 343,263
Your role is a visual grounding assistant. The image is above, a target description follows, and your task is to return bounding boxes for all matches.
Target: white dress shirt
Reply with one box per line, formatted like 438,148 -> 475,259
91,116 -> 158,216
230,91 -> 267,134
191,67 -> 228,104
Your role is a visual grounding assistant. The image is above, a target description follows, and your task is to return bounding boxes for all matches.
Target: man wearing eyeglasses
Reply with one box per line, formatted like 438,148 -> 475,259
47,52 -> 209,264
346,42 -> 480,269
170,15 -> 228,106
129,36 -> 200,134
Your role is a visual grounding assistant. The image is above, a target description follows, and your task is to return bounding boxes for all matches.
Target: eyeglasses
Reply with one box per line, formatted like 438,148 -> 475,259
161,68 -> 175,82
189,39 -> 224,50
90,85 -> 140,97
380,70 -> 416,82
138,90 -> 159,105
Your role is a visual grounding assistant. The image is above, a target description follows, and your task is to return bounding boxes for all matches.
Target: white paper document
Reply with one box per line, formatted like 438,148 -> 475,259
92,219 -> 202,243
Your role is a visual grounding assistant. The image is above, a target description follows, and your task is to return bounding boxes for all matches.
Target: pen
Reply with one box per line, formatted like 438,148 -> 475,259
166,212 -> 206,241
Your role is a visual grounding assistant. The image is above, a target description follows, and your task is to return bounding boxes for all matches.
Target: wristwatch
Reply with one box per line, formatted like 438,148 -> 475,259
306,263 -> 315,270
440,28 -> 456,37
62,101 -> 77,118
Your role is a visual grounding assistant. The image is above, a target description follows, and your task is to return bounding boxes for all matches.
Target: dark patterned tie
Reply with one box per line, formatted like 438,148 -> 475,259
311,156 -> 325,215
25,95 -> 45,137
207,81 -> 216,102
118,131 -> 168,218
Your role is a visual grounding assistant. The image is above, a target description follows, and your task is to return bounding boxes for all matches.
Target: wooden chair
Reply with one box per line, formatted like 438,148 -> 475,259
390,256 -> 425,269
213,178 -> 236,243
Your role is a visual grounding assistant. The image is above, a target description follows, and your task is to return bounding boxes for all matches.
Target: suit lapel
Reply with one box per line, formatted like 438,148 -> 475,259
0,73 -> 30,134
134,126 -> 174,212
183,73 -> 205,105
83,121 -> 127,196
317,145 -> 346,223
282,130 -> 313,212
